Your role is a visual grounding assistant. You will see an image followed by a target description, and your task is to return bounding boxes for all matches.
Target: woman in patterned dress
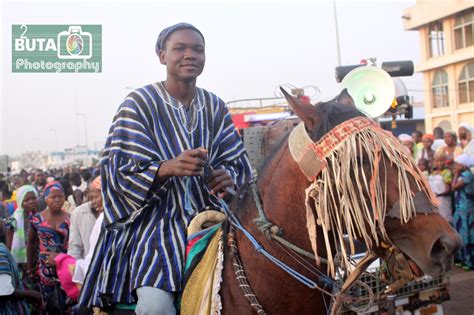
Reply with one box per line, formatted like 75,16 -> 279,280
26,182 -> 70,302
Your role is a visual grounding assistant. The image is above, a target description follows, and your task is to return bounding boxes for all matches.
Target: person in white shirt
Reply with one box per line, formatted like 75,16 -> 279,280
67,177 -> 103,260
72,211 -> 103,285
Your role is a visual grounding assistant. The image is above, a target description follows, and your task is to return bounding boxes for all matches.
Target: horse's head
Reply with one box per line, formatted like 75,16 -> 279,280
280,88 -> 461,281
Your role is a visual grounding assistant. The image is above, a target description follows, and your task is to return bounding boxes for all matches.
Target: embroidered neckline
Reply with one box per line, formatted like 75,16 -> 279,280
155,82 -> 204,134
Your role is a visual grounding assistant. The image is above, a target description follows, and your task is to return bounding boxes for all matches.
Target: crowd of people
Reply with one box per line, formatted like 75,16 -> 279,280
398,123 -> 474,271
0,167 -> 103,313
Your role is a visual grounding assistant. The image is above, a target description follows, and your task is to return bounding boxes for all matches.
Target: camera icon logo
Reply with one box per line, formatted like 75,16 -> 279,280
57,26 -> 93,59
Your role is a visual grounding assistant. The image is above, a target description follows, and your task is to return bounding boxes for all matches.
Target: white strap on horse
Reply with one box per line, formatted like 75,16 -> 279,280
288,122 -> 325,181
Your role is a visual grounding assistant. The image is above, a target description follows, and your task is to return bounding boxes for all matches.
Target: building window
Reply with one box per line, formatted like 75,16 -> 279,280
432,69 -> 449,108
454,9 -> 474,50
428,21 -> 444,57
438,120 -> 452,133
458,62 -> 474,103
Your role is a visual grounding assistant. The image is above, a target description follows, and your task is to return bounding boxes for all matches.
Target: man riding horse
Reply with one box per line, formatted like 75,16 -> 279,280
78,23 -> 252,314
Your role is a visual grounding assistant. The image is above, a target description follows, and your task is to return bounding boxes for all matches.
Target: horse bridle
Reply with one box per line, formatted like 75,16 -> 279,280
225,117 -> 435,314
287,117 -> 437,312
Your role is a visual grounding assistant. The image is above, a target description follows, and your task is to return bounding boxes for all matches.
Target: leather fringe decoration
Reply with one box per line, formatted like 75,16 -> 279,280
304,118 -> 438,277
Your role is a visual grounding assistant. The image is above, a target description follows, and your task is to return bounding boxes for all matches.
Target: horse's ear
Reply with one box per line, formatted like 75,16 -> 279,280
336,88 -> 356,107
280,87 -> 318,131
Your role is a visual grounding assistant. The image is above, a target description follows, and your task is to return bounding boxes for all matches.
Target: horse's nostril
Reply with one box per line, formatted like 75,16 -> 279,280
430,236 -> 459,266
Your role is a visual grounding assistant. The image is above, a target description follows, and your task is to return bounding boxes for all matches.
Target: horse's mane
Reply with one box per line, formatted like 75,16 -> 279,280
310,99 -> 365,141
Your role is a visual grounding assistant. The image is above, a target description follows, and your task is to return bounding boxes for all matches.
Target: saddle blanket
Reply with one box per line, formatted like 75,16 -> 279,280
181,224 -> 224,315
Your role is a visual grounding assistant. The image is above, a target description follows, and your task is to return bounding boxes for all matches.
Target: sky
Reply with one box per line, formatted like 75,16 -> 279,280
0,0 -> 423,155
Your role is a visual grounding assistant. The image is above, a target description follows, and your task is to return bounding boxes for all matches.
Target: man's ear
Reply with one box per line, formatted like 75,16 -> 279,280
159,50 -> 166,65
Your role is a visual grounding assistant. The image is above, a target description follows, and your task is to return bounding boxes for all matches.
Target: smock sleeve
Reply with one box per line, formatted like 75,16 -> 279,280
101,98 -> 170,225
210,99 -> 252,188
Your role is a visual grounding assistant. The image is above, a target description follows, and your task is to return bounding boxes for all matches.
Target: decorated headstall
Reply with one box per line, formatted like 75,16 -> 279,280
287,115 -> 439,308
288,116 -> 375,181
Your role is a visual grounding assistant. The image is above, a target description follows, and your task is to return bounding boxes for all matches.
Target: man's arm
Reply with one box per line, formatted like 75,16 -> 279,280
5,228 -> 13,250
67,210 -> 84,259
209,100 -> 252,191
0,287 -> 42,306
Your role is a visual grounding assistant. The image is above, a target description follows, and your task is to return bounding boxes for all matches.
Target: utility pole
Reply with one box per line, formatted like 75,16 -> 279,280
76,113 -> 89,150
333,0 -> 342,67
75,89 -> 80,148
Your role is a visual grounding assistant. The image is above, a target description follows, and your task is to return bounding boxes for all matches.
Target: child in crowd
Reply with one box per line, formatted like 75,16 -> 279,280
417,158 -> 430,178
428,154 -> 453,223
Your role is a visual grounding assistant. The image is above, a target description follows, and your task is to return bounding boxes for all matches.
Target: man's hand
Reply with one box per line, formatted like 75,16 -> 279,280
158,148 -> 208,180
206,168 -> 234,196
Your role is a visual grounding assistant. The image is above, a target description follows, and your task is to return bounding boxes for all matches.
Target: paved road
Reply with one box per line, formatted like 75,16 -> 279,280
443,267 -> 474,314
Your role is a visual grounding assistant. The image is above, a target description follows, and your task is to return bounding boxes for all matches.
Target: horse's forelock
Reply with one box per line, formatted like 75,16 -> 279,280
311,101 -> 366,141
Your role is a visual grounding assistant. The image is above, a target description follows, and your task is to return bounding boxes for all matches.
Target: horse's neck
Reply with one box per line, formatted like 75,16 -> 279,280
226,144 -> 329,313
238,144 -> 313,251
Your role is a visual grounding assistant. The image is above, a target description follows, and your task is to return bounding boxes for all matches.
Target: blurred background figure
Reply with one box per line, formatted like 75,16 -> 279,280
436,131 -> 463,167
398,133 -> 416,160
412,130 -> 424,159
27,181 -> 69,307
0,223 -> 42,314
67,176 -> 103,260
417,158 -> 430,178
432,127 -> 446,152
68,173 -> 85,210
459,123 -> 474,160
429,154 -> 453,223
417,133 -> 435,168
452,154 -> 474,271
5,185 -> 39,278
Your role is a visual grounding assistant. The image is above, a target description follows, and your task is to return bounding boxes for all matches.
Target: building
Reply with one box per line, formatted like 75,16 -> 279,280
403,1 -> 473,133
54,145 -> 100,168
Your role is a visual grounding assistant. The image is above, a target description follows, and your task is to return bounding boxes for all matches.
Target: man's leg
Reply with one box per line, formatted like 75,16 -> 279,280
135,286 -> 176,315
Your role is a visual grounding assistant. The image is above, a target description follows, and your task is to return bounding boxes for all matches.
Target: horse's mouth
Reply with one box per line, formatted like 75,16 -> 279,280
401,248 -> 452,279
406,257 -> 423,278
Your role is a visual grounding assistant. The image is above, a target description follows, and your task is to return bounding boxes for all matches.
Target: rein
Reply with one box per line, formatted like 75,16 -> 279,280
224,179 -> 382,314
220,190 -> 335,291
250,179 -> 325,262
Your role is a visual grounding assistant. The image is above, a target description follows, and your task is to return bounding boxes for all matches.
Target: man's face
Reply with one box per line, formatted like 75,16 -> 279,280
411,132 -> 421,143
458,127 -> 467,140
35,172 -> 46,186
402,141 -> 414,154
444,133 -> 456,145
159,29 -> 205,82
89,188 -> 103,212
422,138 -> 433,150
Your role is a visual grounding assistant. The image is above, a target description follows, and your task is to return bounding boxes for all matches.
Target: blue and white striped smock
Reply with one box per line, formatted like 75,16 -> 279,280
79,82 -> 252,307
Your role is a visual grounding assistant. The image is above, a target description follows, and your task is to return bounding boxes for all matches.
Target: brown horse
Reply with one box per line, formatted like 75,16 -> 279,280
219,89 -> 461,314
